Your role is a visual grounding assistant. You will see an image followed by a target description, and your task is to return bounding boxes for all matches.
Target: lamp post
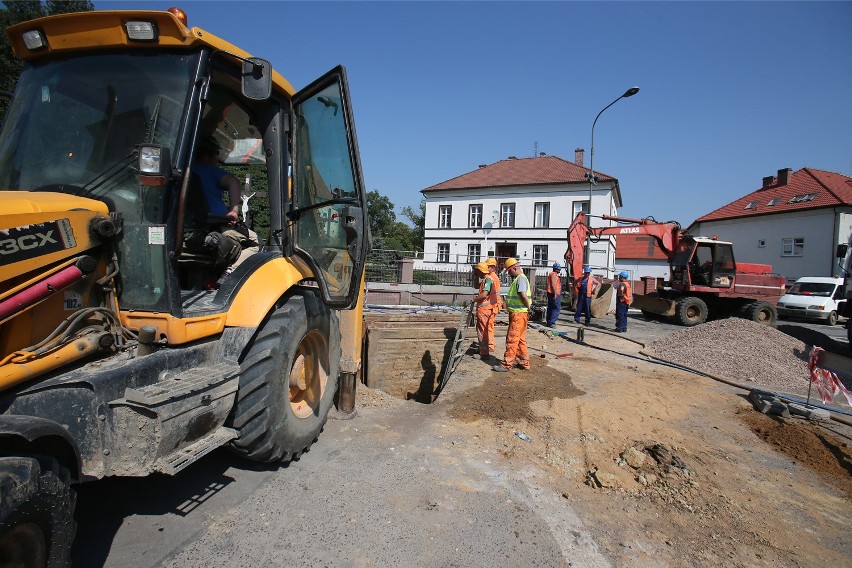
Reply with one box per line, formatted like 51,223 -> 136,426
584,86 -> 640,268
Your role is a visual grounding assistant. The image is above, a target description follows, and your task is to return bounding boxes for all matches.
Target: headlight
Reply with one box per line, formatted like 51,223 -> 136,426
137,145 -> 170,187
125,21 -> 158,42
139,146 -> 163,174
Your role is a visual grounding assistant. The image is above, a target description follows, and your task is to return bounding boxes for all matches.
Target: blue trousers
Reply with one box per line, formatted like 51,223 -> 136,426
575,295 -> 592,324
616,301 -> 629,331
546,294 -> 561,326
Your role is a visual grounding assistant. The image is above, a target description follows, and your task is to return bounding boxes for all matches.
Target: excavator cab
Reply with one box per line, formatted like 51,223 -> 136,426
671,238 -> 735,290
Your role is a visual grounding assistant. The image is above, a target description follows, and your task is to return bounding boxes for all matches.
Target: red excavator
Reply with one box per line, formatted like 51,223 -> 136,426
565,212 -> 786,326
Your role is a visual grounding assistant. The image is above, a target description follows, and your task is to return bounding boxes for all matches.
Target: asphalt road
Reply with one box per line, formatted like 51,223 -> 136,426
69,311 -> 847,567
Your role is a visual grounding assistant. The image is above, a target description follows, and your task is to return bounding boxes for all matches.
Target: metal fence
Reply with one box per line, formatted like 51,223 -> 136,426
365,249 -> 476,286
365,248 -> 556,290
364,249 -> 415,283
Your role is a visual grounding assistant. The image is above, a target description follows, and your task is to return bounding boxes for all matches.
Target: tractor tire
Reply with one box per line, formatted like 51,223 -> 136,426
826,311 -> 838,326
743,301 -> 777,326
0,455 -> 76,568
228,291 -> 340,463
675,297 -> 708,327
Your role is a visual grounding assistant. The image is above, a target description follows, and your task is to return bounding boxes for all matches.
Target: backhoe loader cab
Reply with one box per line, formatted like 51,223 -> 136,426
0,8 -> 368,564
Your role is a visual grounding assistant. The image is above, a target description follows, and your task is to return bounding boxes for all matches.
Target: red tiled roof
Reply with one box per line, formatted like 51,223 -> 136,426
422,155 -> 615,192
695,168 -> 852,223
614,234 -> 669,261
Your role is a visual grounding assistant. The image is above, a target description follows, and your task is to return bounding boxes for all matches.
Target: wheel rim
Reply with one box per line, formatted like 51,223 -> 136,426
0,522 -> 47,568
756,308 -> 770,323
289,330 -> 329,419
685,304 -> 701,322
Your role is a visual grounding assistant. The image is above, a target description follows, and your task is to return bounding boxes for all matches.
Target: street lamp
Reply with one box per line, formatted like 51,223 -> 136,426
584,86 -> 640,267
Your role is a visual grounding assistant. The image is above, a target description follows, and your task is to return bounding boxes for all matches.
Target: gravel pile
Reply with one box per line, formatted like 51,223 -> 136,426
646,318 -> 811,392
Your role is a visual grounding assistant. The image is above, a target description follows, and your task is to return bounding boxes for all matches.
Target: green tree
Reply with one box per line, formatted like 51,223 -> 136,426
385,221 -> 417,252
366,189 -> 396,247
401,199 -> 425,251
0,1 -> 94,120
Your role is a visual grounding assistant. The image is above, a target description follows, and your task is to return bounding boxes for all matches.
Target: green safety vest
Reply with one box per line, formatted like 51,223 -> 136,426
506,274 -> 530,313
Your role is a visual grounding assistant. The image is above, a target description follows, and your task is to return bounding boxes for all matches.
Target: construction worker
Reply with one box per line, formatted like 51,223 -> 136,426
473,261 -> 499,360
493,258 -> 531,372
485,257 -> 502,352
573,266 -> 599,326
615,271 -> 633,332
546,262 -> 563,327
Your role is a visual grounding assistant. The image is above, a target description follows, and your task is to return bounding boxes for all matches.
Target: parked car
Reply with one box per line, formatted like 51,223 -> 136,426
777,277 -> 845,325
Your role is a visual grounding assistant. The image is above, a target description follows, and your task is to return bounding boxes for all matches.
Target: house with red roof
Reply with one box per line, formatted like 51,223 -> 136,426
420,150 -> 623,278
613,234 -> 670,282
688,167 -> 852,281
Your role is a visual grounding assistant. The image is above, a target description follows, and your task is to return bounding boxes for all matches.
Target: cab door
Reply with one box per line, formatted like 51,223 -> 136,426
290,66 -> 368,309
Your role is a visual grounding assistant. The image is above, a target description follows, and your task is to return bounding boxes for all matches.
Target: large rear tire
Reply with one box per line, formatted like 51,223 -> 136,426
228,291 -> 340,463
0,455 -> 75,568
743,301 -> 777,326
675,297 -> 708,327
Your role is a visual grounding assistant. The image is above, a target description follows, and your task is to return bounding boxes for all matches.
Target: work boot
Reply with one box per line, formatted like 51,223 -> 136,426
492,365 -> 510,373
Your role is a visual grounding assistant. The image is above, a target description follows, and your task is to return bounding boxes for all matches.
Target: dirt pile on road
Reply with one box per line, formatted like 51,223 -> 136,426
646,318 -> 811,392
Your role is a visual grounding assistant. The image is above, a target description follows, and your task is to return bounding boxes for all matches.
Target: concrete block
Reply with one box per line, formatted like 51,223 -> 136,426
787,403 -> 831,422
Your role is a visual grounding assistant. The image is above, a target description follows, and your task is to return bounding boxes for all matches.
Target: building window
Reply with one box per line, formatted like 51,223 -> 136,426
437,243 -> 450,263
534,202 -> 550,228
744,201 -> 758,210
767,198 -> 780,206
468,244 -> 481,263
438,205 -> 452,228
500,203 -> 515,228
468,204 -> 482,228
573,201 -> 590,217
533,245 -> 548,266
782,237 -> 804,256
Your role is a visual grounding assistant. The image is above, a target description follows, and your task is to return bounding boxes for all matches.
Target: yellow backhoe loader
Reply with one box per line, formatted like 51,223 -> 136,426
0,7 -> 369,565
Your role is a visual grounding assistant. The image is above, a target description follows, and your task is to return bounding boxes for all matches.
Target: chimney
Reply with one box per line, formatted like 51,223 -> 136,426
575,148 -> 584,166
762,175 -> 776,188
539,152 -> 546,157
777,168 -> 792,186
478,164 -> 487,168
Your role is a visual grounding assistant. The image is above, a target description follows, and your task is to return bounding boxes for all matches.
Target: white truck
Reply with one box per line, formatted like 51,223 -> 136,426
777,277 -> 845,325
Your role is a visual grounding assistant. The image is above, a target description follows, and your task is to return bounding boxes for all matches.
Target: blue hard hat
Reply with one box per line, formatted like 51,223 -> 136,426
583,266 -> 591,273
619,271 -> 629,278
552,262 -> 562,270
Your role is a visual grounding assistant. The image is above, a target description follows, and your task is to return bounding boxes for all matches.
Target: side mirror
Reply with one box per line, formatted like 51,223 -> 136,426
836,243 -> 848,259
242,58 -> 272,100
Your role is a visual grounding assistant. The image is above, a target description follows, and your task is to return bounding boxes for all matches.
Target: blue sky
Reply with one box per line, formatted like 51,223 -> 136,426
98,1 -> 852,226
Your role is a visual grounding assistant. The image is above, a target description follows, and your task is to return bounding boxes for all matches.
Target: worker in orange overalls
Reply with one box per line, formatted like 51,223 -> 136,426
573,266 -> 599,326
545,262 -> 563,327
615,271 -> 633,332
485,257 -> 501,353
493,258 -> 531,372
473,261 -> 499,360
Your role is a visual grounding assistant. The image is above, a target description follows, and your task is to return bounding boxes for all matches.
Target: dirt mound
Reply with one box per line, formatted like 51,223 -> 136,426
647,318 -> 811,392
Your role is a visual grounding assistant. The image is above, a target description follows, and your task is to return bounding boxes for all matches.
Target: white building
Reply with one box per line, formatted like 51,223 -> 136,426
689,167 -> 852,282
420,151 -> 623,278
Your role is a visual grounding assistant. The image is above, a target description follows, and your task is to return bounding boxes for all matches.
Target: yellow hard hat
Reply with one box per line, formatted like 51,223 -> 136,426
485,257 -> 497,267
504,257 -> 518,269
475,262 -> 489,274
